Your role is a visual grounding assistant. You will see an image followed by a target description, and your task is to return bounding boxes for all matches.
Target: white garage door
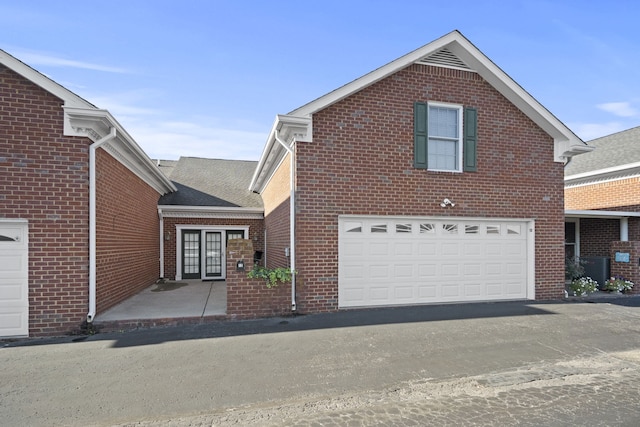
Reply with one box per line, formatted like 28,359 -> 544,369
0,221 -> 29,337
338,216 -> 533,308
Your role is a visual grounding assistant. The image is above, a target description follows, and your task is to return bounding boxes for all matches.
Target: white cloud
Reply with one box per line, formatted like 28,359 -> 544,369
122,119 -> 268,161
14,51 -> 128,73
597,102 -> 639,118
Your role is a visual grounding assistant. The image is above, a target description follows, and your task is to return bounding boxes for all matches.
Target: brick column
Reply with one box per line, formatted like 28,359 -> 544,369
610,241 -> 640,294
226,239 -> 292,318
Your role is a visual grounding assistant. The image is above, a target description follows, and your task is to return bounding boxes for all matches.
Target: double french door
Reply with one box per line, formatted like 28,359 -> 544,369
181,229 -> 245,280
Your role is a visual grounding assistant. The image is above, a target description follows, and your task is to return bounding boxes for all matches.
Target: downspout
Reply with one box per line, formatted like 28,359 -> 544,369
158,208 -> 165,279
87,126 -> 117,323
274,131 -> 296,311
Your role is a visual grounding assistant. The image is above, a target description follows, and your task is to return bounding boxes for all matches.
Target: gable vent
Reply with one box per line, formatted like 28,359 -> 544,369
417,47 -> 472,71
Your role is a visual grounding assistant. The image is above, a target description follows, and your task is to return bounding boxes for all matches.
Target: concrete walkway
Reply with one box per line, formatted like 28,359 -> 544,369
95,280 -> 226,325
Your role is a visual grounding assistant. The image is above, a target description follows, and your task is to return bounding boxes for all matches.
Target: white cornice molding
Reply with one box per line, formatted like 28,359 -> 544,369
250,114 -> 311,193
64,107 -> 176,194
159,205 -> 264,219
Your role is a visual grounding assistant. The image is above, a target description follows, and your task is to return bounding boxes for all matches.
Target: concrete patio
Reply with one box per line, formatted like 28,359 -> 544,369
93,280 -> 226,331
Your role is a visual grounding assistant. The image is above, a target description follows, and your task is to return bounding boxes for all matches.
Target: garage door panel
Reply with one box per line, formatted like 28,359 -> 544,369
441,243 -> 460,256
339,217 -> 530,308
0,281 -> 24,301
0,221 -> 28,337
465,283 -> 482,297
419,243 -> 437,255
343,241 -> 364,256
395,286 -> 414,300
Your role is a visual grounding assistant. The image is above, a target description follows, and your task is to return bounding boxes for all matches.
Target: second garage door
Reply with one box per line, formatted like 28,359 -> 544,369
338,216 -> 533,308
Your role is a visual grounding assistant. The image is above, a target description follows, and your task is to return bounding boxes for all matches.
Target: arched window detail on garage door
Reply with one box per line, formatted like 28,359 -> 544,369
345,222 -> 362,233
0,234 -> 17,241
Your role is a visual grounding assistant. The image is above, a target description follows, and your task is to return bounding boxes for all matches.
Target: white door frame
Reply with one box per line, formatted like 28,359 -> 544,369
174,225 -> 249,280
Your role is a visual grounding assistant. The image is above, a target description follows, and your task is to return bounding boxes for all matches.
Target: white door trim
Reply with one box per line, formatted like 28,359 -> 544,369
174,225 -> 249,280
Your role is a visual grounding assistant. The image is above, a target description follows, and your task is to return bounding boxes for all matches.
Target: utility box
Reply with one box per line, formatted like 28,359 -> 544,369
582,256 -> 611,289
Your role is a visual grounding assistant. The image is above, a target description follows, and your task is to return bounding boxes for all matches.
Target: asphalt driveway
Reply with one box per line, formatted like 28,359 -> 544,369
2,297 -> 640,426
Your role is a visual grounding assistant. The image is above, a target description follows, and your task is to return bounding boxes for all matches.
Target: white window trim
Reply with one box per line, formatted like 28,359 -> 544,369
428,101 -> 463,173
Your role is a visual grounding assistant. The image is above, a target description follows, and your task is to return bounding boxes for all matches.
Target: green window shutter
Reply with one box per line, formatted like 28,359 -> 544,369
463,107 -> 478,172
414,102 -> 428,169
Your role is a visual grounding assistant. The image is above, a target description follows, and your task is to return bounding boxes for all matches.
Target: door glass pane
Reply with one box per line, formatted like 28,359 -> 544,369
183,231 -> 200,276
205,232 -> 222,277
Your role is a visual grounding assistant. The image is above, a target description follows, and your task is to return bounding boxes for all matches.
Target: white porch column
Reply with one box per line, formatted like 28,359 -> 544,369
620,217 -> 629,242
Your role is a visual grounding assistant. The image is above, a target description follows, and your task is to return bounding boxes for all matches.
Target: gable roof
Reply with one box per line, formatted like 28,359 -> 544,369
0,49 -> 95,109
158,157 -> 263,209
250,30 -> 591,193
0,48 -> 175,194
565,126 -> 640,186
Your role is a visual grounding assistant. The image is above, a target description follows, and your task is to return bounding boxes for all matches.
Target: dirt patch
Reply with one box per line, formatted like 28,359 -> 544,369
152,282 -> 189,292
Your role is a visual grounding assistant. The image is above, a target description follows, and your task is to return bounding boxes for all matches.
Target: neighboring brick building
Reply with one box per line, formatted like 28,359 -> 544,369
250,30 -> 591,313
0,49 -> 175,337
157,157 -> 264,282
565,126 -> 640,290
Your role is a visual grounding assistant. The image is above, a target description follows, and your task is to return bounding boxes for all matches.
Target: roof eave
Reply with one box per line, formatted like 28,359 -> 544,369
250,115 -> 311,193
287,30 -> 586,163
64,107 -> 177,194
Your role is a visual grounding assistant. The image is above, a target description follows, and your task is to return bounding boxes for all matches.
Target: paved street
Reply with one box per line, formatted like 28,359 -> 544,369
2,297 -> 640,426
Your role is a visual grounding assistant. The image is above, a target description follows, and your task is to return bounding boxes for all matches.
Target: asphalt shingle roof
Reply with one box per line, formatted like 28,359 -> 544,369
158,157 -> 263,208
565,126 -> 640,176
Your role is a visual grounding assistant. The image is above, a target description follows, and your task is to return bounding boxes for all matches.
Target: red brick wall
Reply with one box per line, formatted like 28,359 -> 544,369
94,148 -> 164,313
264,199 -> 290,268
0,65 -> 90,336
162,217 -> 264,280
261,153 -> 291,268
225,239 -> 291,318
610,241 -> 640,294
579,219 -> 619,257
294,64 -> 565,312
566,178 -> 640,210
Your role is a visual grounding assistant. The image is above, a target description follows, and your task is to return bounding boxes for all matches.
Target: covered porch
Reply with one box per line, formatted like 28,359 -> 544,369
565,209 -> 640,291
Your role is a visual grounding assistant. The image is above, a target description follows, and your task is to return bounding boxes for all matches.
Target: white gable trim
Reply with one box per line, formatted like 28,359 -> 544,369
288,30 -> 587,161
0,49 -> 94,109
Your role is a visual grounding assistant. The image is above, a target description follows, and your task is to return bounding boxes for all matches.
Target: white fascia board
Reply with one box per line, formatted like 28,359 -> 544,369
565,209 -> 640,219
287,30 -> 585,163
159,205 -> 263,214
250,114 -> 311,193
0,49 -> 94,109
289,32 -> 459,117
447,39 -> 586,162
64,107 -> 176,194
565,162 -> 640,184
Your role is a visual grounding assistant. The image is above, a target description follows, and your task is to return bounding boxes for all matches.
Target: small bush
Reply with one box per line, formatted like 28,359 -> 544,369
569,277 -> 598,297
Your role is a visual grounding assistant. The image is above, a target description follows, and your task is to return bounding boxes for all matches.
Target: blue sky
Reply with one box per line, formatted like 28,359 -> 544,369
1,0 -> 638,160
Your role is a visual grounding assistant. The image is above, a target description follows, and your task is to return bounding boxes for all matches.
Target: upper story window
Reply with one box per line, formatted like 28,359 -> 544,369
428,103 -> 462,171
414,102 -> 477,172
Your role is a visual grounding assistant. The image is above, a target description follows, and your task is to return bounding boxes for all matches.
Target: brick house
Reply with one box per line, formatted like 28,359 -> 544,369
565,126 -> 640,289
0,49 -> 175,337
250,30 -> 591,313
156,157 -> 264,282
